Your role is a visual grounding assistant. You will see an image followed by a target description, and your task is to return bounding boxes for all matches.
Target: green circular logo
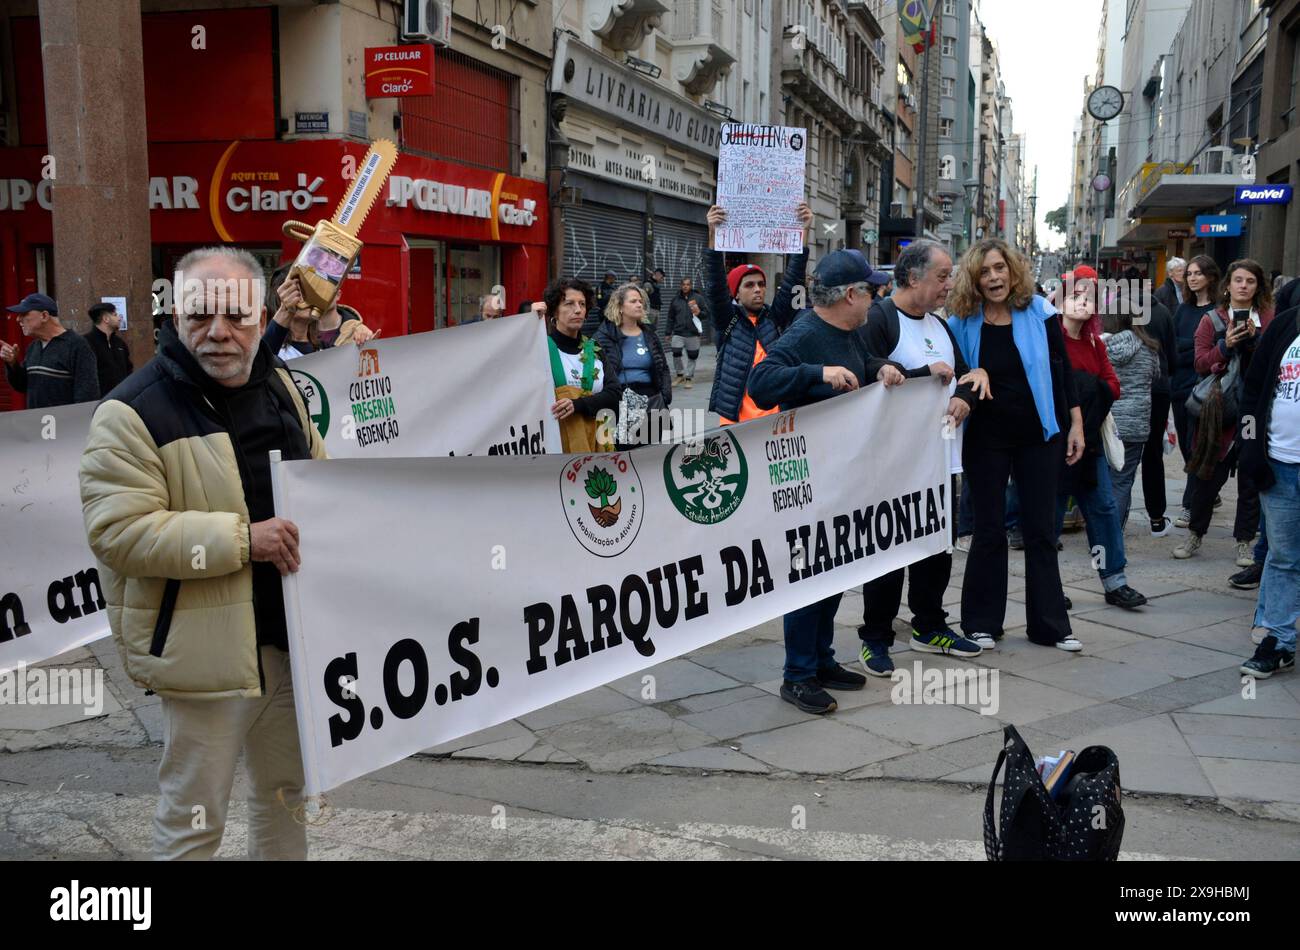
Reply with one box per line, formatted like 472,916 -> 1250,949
663,431 -> 748,524
289,368 -> 330,440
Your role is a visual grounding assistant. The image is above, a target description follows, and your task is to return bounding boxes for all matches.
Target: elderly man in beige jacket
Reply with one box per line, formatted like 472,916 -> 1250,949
80,246 -> 326,860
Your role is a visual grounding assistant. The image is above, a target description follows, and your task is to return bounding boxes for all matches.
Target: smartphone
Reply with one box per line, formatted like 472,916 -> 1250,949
1232,309 -> 1251,327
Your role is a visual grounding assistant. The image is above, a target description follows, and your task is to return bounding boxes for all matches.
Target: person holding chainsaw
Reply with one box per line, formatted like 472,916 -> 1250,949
264,264 -> 375,360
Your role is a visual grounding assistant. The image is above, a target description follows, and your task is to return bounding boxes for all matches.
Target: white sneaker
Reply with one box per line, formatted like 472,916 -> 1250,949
968,632 -> 997,650
955,535 -> 972,553
1173,508 -> 1191,528
1236,541 -> 1255,568
1173,533 -> 1203,559
1054,637 -> 1084,652
1252,627 -> 1269,645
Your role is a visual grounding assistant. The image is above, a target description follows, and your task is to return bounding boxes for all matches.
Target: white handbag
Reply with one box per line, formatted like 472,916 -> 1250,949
1100,413 -> 1125,471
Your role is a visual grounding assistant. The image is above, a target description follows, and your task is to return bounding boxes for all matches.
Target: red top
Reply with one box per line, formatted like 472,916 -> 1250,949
1061,324 -> 1121,400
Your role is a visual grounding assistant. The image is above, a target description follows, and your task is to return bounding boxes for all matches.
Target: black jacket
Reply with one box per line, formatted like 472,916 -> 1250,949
1144,296 -> 1176,395
1238,305 -> 1300,490
645,279 -> 663,311
84,327 -> 134,397
4,329 -> 100,408
667,290 -> 710,337
592,320 -> 672,407
584,282 -> 619,336
1060,368 -> 1115,494
861,297 -> 974,407
1153,277 -> 1181,315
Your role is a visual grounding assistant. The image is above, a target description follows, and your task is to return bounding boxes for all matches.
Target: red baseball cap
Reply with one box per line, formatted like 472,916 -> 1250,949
1061,265 -> 1098,282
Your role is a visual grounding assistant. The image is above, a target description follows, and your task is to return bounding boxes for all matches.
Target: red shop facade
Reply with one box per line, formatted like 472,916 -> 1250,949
0,9 -> 547,409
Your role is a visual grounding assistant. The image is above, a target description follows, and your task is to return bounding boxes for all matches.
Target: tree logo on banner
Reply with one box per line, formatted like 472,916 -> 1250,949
663,432 -> 749,525
288,369 -> 331,440
559,453 -> 644,557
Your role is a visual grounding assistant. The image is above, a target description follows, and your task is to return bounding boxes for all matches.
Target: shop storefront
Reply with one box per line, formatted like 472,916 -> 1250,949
550,34 -> 718,311
0,140 -> 547,342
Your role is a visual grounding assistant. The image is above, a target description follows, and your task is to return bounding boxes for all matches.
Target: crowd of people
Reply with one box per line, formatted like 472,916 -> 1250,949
0,219 -> 1294,857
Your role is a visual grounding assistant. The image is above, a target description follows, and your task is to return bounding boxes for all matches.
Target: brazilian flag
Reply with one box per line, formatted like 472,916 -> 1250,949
900,0 -> 938,53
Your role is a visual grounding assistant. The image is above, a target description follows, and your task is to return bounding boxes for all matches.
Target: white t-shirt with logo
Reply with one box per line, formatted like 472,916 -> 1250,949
1267,327 -> 1300,464
555,346 -> 605,394
891,307 -> 962,474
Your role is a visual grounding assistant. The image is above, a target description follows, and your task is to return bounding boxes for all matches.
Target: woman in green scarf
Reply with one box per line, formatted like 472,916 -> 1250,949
545,277 -> 622,452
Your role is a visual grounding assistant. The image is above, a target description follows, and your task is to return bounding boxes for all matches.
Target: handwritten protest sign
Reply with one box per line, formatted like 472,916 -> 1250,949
714,124 -> 807,254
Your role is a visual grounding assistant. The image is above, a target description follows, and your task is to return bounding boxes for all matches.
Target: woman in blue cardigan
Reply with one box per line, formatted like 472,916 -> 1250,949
947,239 -> 1086,651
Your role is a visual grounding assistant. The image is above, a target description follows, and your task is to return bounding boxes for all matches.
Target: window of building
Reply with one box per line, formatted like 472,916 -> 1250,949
940,117 -> 954,138
944,0 -> 956,14
400,49 -> 519,173
941,76 -> 955,97
1286,28 -> 1300,131
942,35 -> 956,56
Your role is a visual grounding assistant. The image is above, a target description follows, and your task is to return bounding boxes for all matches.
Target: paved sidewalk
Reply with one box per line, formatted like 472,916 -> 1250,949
3,352 -> 1297,826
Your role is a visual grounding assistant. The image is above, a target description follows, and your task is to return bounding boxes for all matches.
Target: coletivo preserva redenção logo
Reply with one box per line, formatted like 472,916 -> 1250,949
560,453 -> 644,556
663,431 -> 749,524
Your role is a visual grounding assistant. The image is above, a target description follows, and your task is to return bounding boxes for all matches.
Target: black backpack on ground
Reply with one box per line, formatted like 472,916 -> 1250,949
983,725 -> 1125,861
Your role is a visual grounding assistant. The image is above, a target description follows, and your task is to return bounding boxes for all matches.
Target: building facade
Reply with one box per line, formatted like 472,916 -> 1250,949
0,0 -> 555,411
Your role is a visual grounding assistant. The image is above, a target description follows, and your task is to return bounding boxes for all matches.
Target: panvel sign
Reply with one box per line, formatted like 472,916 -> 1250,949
365,45 -> 435,98
272,380 -> 953,795
0,142 -> 548,247
1235,184 -> 1293,205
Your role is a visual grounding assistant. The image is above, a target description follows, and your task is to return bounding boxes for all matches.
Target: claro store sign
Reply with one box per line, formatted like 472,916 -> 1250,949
0,142 -> 547,246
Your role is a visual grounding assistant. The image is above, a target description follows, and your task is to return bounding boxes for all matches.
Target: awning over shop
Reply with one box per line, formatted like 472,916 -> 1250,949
1117,219 -> 1191,247
1130,172 -> 1241,217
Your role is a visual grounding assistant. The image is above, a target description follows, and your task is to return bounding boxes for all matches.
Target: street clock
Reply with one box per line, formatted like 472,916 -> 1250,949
1087,85 -> 1123,121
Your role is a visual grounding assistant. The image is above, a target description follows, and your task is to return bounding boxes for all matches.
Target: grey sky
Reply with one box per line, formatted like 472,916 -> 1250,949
978,0 -> 1104,250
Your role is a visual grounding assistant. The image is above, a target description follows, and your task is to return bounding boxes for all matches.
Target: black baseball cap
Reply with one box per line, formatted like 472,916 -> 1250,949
7,293 -> 58,315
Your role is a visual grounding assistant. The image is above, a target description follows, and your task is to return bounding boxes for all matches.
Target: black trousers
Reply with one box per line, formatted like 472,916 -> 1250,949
961,434 -> 1072,645
860,552 -> 952,644
1187,446 -> 1260,540
1141,390 -> 1171,520
1171,395 -> 1195,510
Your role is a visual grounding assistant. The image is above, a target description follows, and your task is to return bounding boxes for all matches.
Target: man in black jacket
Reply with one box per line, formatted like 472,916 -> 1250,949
1126,267 -> 1178,535
855,240 -> 985,674
84,302 -> 134,397
1153,257 -> 1185,313
666,277 -> 710,388
2,293 -> 100,408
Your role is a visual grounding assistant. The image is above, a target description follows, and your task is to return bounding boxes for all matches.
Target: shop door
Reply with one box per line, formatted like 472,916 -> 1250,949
562,203 -> 646,285
448,244 -> 502,325
652,216 -> 709,291
407,241 -> 446,333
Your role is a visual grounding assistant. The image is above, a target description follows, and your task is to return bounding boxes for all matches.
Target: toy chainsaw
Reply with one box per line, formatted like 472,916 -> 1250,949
281,139 -> 398,318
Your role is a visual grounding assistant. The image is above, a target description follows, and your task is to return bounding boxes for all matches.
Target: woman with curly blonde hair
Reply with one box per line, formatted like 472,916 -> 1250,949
946,239 -> 1086,651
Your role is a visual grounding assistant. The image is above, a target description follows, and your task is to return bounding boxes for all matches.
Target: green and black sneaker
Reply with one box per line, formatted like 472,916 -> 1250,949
911,627 -> 983,659
859,641 -> 895,677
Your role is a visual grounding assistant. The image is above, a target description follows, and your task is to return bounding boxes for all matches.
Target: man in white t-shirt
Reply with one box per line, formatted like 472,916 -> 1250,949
855,239 -> 982,675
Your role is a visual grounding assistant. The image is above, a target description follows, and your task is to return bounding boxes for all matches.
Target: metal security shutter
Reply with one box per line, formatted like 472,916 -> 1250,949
653,216 -> 711,335
562,203 -> 646,283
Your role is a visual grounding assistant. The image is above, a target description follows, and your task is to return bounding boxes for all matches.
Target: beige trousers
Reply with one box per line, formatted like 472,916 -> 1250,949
154,645 -> 307,860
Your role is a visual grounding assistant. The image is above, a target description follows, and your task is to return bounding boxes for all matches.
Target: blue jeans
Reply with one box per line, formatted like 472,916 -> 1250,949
1109,440 -> 1145,527
1258,460 -> 1300,651
784,592 -> 843,682
1057,455 -> 1129,592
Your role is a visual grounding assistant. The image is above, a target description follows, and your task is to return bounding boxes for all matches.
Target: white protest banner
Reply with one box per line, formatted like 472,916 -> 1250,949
0,403 -> 109,674
287,314 -> 562,457
273,380 -> 952,796
0,317 -> 561,675
714,124 -> 807,254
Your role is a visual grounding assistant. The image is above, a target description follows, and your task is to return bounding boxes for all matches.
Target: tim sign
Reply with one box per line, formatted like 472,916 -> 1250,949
1235,184 -> 1293,205
365,45 -> 435,98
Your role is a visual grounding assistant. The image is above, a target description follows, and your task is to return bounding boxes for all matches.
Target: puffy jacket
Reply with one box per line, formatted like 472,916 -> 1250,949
1104,330 -> 1158,442
79,326 -> 325,700
592,320 -> 672,406
705,246 -> 809,421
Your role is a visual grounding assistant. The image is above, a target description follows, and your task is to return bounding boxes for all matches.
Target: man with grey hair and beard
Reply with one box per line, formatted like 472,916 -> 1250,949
80,246 -> 325,859
856,239 -> 986,673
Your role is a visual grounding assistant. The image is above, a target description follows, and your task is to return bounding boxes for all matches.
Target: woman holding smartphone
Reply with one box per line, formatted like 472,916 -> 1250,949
1175,259 -> 1275,558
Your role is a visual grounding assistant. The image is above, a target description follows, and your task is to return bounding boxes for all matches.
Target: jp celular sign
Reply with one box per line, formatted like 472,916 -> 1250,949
365,45 -> 435,98
1234,185 -> 1292,205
